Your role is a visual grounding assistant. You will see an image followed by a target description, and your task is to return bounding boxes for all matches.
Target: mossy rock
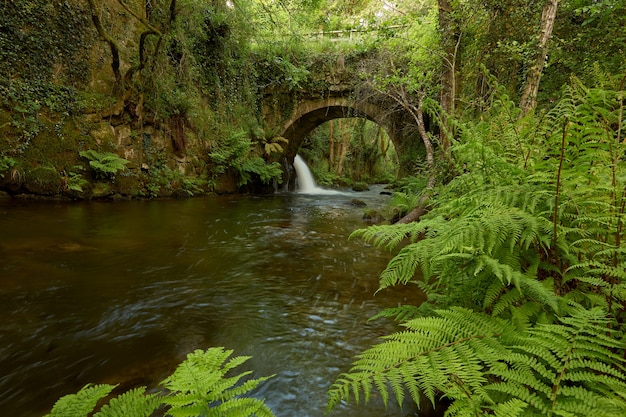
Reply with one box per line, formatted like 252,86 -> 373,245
19,118 -> 86,174
92,182 -> 113,198
113,173 -> 143,198
362,209 -> 385,224
352,182 -> 370,192
23,166 -> 62,195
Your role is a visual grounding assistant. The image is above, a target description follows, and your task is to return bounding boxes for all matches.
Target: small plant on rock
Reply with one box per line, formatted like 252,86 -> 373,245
79,150 -> 129,179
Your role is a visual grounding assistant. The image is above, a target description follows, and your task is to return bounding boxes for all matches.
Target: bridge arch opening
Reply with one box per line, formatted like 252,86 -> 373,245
278,102 -> 407,190
295,117 -> 398,189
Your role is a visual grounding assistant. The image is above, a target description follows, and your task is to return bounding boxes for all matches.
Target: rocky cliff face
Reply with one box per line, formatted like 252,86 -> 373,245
0,0 -> 258,199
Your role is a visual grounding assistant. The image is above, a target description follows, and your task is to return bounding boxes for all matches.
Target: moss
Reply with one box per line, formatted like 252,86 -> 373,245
114,172 -> 143,198
352,182 -> 370,192
362,208 -> 385,224
18,116 -> 91,173
23,166 -> 62,195
92,182 -> 113,198
0,110 -> 11,132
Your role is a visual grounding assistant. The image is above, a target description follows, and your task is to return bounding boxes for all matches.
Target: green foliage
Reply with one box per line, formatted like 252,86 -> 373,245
0,80 -> 82,152
45,384 -> 118,417
209,131 -> 282,187
162,348 -> 275,417
0,0 -> 93,85
65,166 -> 88,193
94,387 -> 160,417
329,306 -> 626,416
333,77 -> 626,415
45,347 -> 275,417
0,156 -> 17,178
79,150 -> 129,179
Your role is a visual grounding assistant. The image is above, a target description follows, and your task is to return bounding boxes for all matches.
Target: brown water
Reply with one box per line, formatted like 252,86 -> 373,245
0,187 -> 422,417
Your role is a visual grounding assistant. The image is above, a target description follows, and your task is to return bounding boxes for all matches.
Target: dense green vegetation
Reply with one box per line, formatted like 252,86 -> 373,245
2,0 -> 625,415
317,2 -> 626,415
330,75 -> 626,417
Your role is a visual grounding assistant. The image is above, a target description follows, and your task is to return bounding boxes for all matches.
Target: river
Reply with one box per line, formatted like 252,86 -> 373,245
0,186 -> 422,417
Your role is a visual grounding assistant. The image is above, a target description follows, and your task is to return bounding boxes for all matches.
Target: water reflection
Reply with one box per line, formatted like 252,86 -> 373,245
0,188 -> 421,417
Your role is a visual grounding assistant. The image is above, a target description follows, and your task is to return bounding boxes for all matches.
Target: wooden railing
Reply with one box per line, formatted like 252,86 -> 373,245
303,25 -> 406,42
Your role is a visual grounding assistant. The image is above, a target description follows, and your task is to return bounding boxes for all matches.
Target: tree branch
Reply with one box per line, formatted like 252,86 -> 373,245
86,0 -> 122,88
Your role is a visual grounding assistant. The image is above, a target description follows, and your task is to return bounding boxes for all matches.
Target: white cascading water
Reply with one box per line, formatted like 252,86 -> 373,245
293,155 -> 318,193
293,154 -> 344,195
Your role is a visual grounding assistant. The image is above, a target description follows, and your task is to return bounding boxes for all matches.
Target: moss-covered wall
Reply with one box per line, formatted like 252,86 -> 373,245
0,0 -> 271,199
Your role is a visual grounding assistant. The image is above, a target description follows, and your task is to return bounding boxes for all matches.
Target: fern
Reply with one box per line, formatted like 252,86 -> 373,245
94,387 -> 160,417
44,347 -> 275,417
327,308 -> 510,412
487,307 -> 626,417
328,307 -> 626,417
335,77 -> 626,416
79,150 -> 129,179
44,384 -> 117,417
161,348 -> 274,417
209,131 -> 282,187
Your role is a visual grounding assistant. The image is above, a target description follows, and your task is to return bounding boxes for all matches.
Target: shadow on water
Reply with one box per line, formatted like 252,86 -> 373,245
0,188 -> 424,417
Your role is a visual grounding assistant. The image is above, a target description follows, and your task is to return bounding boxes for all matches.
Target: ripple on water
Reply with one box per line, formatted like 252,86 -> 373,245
0,191 -> 420,417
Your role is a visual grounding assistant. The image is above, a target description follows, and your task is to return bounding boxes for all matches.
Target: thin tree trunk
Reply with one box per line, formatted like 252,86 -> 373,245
336,119 -> 349,176
329,120 -> 335,171
437,0 -> 458,159
397,94 -> 436,224
519,0 -> 559,114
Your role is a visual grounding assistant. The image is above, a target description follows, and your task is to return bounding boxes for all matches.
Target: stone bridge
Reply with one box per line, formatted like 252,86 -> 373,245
261,56 -> 429,190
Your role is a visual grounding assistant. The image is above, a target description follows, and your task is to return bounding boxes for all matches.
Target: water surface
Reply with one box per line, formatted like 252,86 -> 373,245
0,187 -> 422,416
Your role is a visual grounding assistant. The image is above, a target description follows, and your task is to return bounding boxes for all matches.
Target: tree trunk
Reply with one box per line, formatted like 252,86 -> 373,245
397,94 -> 436,224
437,0 -> 458,159
329,120 -> 335,171
336,119 -> 349,176
519,0 -> 559,115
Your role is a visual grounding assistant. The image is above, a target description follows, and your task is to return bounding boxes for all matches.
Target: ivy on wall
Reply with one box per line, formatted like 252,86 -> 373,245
0,0 -> 94,85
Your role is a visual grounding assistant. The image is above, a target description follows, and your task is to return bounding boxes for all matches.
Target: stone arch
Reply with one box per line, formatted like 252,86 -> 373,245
278,96 -> 423,189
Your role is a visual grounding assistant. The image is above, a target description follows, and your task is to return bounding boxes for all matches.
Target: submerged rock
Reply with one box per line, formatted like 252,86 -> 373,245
362,209 -> 385,224
350,198 -> 367,207
351,182 -> 370,192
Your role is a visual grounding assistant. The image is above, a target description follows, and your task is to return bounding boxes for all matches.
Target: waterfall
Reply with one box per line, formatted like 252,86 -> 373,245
293,155 -> 343,195
293,155 -> 320,193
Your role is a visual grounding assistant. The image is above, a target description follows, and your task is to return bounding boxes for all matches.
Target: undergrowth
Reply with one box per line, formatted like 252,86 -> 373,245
329,77 -> 626,416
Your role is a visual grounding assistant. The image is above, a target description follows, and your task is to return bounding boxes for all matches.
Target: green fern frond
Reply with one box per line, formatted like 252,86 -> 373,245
368,304 -> 422,323
93,387 -> 159,417
162,348 -> 274,417
489,398 -> 528,417
45,384 -> 117,417
507,274 -> 558,313
206,398 -> 276,417
329,307 -> 626,417
377,242 -> 425,289
327,308 -> 508,411
350,222 -> 426,250
487,307 -> 626,417
46,348 -> 276,417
